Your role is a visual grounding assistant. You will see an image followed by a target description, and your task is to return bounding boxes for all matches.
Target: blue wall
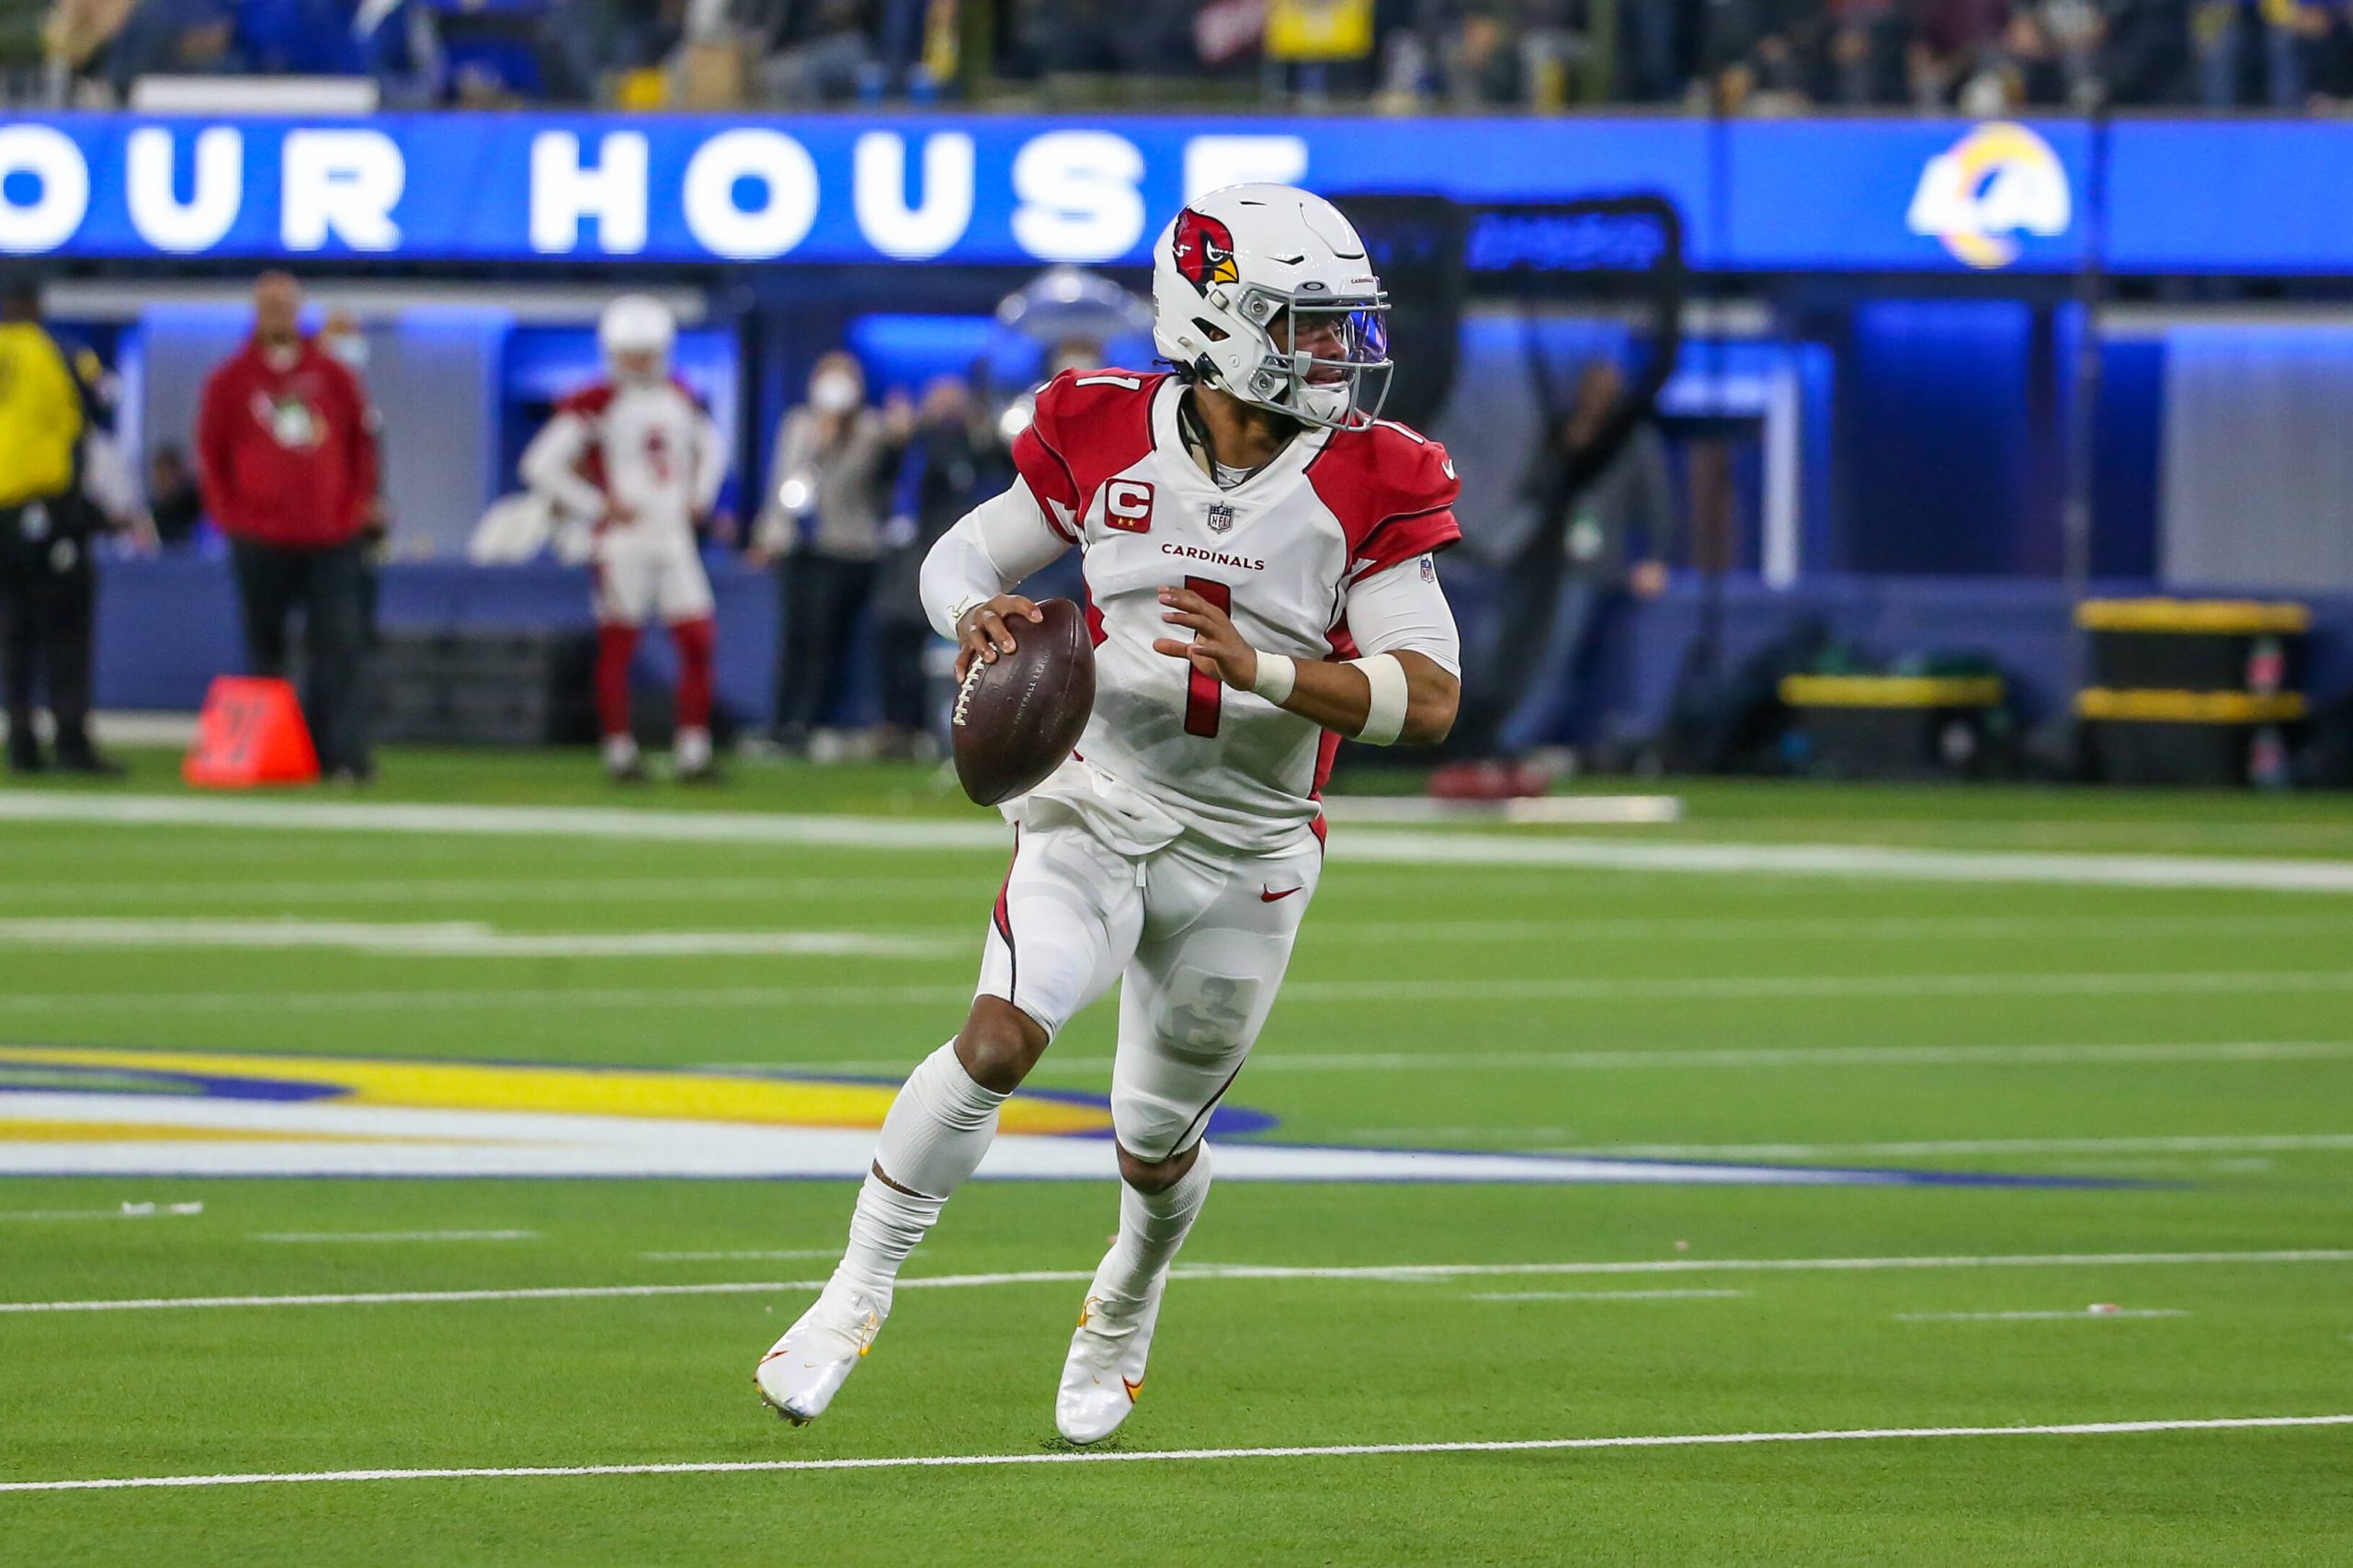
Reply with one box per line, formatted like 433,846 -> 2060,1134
94,557 -> 2353,744
12,112 -> 2353,276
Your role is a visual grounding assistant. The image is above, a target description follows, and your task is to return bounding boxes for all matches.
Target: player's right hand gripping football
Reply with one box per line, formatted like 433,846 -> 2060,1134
954,595 -> 1045,679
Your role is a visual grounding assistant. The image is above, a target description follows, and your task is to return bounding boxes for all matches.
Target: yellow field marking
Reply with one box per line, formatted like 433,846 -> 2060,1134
0,1046 -> 1109,1137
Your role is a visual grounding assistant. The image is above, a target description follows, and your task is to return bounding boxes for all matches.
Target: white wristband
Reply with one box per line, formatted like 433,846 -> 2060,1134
1347,653 -> 1410,745
1249,652 -> 1297,705
947,595 -> 987,632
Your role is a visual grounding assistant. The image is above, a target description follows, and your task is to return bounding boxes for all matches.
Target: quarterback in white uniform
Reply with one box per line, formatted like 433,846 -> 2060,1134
520,296 -> 727,781
756,186 -> 1465,1442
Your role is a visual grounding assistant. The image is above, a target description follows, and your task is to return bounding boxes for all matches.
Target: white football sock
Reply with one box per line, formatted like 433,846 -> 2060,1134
675,726 -> 711,772
828,1041 -> 1007,1308
1094,1142 -> 1212,1303
601,733 -> 639,769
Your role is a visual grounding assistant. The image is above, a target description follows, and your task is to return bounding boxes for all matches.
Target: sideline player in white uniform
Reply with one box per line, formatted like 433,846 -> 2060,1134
520,296 -> 727,782
756,186 -> 1465,1442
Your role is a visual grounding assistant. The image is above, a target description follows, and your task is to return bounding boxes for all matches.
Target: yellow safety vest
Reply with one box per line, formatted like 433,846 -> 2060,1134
0,322 -> 85,510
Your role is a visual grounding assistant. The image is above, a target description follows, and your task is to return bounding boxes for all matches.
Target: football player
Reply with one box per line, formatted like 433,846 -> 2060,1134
520,296 -> 726,782
757,186 -> 1463,1441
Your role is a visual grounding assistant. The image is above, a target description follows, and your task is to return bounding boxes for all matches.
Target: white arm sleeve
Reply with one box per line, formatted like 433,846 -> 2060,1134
1342,554 -> 1462,676
919,483 -> 1075,640
518,413 -> 607,522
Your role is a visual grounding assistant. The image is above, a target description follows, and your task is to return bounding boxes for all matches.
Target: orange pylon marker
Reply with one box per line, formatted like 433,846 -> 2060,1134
183,676 -> 321,788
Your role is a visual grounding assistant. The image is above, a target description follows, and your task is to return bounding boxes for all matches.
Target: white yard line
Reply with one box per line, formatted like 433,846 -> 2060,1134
8,897 -> 2351,949
638,1249 -> 840,1262
4,877 -> 967,905
1174,1250 -> 2353,1281
9,973 -> 2353,1017
1465,1289 -> 1751,1302
0,1203 -> 204,1222
251,1231 -> 540,1244
0,793 -> 1007,853
1324,913 -> 2353,945
0,919 -> 955,960
1327,912 -> 2353,943
1154,1040 -> 2353,1075
1576,1133 -> 2353,1160
7,791 -> 2353,892
723,1040 -> 2353,1080
1331,833 -> 2353,893
0,1280 -> 810,1314
3,1415 -> 2347,1494
1892,1299 -> 2183,1309
5,1249 -> 2347,1316
0,983 -> 977,1014
1275,971 -> 2353,1005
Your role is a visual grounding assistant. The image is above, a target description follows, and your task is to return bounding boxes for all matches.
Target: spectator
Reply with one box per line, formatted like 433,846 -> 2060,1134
750,0 -> 876,102
1819,0 -> 1907,104
873,375 -> 1006,757
750,352 -> 895,757
1955,6 -> 2066,108
1494,359 -> 1680,757
146,444 -> 204,548
0,278 -> 119,776
1447,4 -> 1526,105
100,0 -> 240,97
196,271 -> 382,784
1445,351 -> 1674,775
39,0 -> 140,102
1909,0 -> 2010,107
2102,0 -> 2194,104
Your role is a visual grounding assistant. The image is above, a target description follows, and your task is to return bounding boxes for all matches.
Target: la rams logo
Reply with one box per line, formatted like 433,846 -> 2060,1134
1906,122 -> 2072,270
1172,208 -> 1240,293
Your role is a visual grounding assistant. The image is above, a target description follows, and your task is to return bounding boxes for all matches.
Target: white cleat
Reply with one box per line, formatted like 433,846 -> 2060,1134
1055,1279 -> 1165,1445
755,1286 -> 884,1426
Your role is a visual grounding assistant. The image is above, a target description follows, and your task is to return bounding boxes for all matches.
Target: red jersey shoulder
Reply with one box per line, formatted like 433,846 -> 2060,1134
1029,368 -> 1165,463
1308,416 -> 1464,575
557,381 -> 620,420
1013,369 -> 1165,534
1033,366 -> 1165,424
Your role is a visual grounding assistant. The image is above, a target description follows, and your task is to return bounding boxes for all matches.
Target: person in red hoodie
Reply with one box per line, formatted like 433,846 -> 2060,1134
197,272 -> 381,782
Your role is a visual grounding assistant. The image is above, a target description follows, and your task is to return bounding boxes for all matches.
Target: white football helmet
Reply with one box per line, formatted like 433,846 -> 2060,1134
598,294 -> 675,379
1151,184 -> 1392,430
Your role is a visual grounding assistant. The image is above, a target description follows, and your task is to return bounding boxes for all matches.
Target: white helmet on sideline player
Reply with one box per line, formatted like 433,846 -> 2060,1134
598,294 -> 675,381
1151,184 -> 1392,430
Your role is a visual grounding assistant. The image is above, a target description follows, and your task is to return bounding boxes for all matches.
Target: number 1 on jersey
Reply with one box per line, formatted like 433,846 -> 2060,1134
1181,576 -> 1232,738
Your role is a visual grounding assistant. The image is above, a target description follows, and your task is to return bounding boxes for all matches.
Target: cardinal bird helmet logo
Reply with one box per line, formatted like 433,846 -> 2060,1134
1171,208 -> 1240,294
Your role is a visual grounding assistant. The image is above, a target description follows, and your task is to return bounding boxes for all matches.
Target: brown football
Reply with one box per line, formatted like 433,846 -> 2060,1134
950,598 -> 1097,807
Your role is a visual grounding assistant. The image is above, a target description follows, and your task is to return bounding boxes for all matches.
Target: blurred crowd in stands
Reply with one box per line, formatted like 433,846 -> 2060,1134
11,1 -> 2353,114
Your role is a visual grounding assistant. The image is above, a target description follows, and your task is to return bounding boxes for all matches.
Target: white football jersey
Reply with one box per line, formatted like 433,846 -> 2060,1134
519,378 -> 725,543
1008,369 -> 1461,855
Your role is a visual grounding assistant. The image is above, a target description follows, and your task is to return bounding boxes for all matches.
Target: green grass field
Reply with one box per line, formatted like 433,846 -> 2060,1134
3,752 -> 2350,1565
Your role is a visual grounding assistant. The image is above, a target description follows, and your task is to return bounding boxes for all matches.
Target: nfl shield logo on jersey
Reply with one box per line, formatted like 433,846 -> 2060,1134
1206,502 -> 1237,536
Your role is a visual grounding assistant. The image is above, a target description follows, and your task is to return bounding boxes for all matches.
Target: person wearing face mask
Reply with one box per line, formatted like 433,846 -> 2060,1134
871,375 -> 1011,757
195,271 -> 382,784
749,352 -> 899,757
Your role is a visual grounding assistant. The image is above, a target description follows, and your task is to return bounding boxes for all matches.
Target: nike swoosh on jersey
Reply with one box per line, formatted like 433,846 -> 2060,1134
1259,885 -> 1302,903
